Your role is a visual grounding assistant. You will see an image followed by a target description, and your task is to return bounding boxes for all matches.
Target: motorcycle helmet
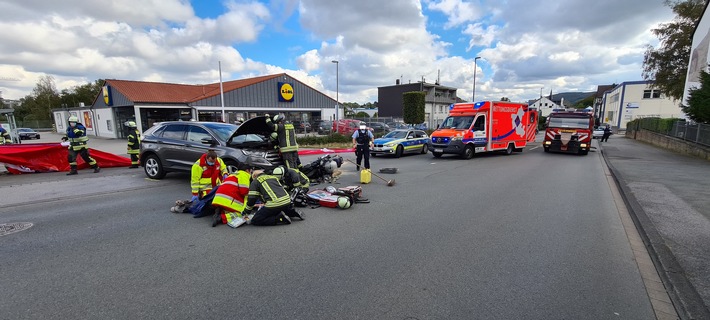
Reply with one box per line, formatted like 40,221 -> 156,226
325,186 -> 337,194
323,160 -> 337,174
337,196 -> 352,209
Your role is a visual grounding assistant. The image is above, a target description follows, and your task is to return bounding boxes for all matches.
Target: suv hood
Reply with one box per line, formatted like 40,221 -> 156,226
230,116 -> 272,139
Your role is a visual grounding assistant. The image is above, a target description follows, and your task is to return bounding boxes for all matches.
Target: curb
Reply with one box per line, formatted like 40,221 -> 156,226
601,145 -> 710,320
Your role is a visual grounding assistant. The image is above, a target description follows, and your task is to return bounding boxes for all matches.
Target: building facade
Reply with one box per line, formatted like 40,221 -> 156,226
601,81 -> 683,129
378,81 -> 459,129
52,73 -> 339,138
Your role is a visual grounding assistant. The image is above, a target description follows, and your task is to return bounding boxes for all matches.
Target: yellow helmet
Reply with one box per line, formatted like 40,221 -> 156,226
127,121 -> 137,127
68,116 -> 78,123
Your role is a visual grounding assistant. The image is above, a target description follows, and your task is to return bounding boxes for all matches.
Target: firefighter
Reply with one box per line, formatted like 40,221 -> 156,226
63,116 -> 99,175
190,150 -> 227,201
265,113 -> 301,169
126,121 -> 140,168
210,161 -> 253,227
352,124 -> 374,171
0,124 -> 11,144
271,165 -> 309,193
243,170 -> 304,226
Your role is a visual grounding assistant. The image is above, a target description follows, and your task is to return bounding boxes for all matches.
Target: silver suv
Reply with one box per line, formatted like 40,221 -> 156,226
139,117 -> 281,179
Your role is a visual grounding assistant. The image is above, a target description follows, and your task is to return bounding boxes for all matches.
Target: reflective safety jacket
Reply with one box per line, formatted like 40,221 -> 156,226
266,118 -> 298,153
282,168 -> 309,190
212,170 -> 251,213
245,173 -> 291,210
0,127 -> 10,144
127,129 -> 140,155
190,155 -> 227,196
65,123 -> 90,151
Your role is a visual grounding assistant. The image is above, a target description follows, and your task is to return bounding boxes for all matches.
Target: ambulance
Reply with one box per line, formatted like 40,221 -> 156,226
428,101 -> 538,159
542,110 -> 594,155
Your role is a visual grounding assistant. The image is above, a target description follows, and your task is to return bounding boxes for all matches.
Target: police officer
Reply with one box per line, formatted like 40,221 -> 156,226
126,121 -> 140,168
63,116 -> 99,175
243,170 -> 304,226
352,124 -> 374,171
265,113 -> 300,169
0,124 -> 11,144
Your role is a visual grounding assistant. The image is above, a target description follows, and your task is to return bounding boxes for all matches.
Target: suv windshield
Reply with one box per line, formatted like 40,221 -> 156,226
548,117 -> 591,129
440,116 -> 474,129
203,122 -> 238,141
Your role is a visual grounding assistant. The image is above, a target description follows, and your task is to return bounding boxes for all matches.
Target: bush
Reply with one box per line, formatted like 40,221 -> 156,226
298,133 -> 352,147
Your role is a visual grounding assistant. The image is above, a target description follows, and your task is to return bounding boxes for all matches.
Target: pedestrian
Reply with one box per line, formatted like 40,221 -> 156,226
271,165 -> 310,192
63,116 -> 100,175
265,113 -> 301,169
190,150 -> 227,202
126,121 -> 140,168
211,160 -> 253,228
602,125 -> 612,142
243,170 -> 304,226
352,124 -> 374,171
0,124 -> 11,144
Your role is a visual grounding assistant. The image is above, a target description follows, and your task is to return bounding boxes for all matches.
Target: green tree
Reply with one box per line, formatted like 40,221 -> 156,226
402,91 -> 425,125
354,111 -> 370,118
643,0 -> 705,101
60,79 -> 103,108
682,69 -> 710,123
573,95 -> 595,109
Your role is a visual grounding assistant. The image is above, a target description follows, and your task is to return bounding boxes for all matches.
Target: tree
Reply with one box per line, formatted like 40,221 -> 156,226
643,0 -> 705,101
682,69 -> 710,123
573,95 -> 595,109
402,91 -> 425,125
500,97 -> 510,101
354,111 -> 370,118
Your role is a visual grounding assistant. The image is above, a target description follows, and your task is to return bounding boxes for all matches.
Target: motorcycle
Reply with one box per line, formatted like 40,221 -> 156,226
300,154 -> 343,185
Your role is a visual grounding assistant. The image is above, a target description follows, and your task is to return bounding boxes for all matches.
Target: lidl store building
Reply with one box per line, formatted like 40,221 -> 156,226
52,73 -> 339,139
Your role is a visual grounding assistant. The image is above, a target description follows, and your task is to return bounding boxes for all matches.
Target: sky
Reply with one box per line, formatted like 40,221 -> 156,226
0,0 -> 675,105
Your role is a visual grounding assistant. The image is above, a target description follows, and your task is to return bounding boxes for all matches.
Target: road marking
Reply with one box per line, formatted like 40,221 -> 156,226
529,145 -> 541,150
0,222 -> 33,237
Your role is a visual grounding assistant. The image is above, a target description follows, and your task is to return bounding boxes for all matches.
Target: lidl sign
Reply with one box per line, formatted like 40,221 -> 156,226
103,85 -> 113,106
278,82 -> 294,102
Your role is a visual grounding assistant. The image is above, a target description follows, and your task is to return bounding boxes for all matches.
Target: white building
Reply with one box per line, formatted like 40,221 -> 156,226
529,97 -> 564,118
684,1 -> 710,105
600,81 -> 683,129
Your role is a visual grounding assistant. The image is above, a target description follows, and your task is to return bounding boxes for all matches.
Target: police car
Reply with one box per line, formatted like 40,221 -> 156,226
371,129 -> 429,158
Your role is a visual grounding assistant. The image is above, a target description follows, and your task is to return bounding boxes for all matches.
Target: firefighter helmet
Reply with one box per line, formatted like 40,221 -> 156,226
272,166 -> 285,178
68,116 -> 78,123
337,196 -> 352,209
127,121 -> 137,127
273,114 -> 284,123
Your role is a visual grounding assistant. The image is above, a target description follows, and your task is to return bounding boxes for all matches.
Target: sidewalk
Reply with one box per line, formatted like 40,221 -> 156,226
601,135 -> 710,319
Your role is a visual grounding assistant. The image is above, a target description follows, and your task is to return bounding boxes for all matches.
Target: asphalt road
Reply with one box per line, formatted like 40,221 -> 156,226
0,145 -> 656,319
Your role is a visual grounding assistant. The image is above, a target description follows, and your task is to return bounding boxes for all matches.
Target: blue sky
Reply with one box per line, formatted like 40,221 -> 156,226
0,0 -> 675,104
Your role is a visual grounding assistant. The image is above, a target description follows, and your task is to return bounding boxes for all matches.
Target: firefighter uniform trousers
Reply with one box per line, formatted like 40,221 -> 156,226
251,205 -> 300,226
68,148 -> 97,170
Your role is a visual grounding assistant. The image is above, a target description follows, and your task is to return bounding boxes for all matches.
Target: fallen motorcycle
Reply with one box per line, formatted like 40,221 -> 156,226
300,154 -> 343,185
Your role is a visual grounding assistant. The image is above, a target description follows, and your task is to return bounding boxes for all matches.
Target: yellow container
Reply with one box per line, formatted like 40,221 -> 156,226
360,169 -> 371,184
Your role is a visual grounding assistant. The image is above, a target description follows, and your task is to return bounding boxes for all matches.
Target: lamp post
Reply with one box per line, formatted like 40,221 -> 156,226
331,60 -> 339,133
472,56 -> 481,102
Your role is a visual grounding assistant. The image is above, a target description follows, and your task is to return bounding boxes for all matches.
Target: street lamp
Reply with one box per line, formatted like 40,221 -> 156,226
332,60 -> 339,133
472,56 -> 481,102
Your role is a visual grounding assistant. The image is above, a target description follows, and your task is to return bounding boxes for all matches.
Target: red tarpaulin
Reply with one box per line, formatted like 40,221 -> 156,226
0,143 -> 131,174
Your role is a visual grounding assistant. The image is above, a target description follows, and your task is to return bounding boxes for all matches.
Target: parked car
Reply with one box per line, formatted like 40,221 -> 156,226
312,120 -> 333,135
371,129 -> 429,158
291,120 -> 312,133
366,122 -> 391,134
593,124 -> 611,139
139,117 -> 281,179
387,122 -> 411,130
333,119 -> 372,135
13,128 -> 40,140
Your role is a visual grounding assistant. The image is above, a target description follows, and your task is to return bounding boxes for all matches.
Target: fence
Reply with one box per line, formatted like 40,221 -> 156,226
632,118 -> 710,147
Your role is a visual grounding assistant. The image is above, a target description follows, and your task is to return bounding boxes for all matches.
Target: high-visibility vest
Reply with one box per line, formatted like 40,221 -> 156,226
245,174 -> 291,210
190,157 -> 227,196
266,119 -> 298,153
212,170 -> 251,213
66,124 -> 89,151
127,129 -> 140,155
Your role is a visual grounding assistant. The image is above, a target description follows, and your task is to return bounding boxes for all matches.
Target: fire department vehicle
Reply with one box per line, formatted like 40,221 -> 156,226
543,110 -> 594,155
428,101 -> 538,159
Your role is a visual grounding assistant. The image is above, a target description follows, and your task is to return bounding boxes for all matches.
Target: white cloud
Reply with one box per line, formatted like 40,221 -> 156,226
426,0 -> 483,28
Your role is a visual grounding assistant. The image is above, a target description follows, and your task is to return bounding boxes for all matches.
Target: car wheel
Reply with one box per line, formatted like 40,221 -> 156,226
395,145 -> 403,158
461,145 -> 474,160
36,135 -> 40,139
504,144 -> 514,155
371,153 -> 377,157
579,149 -> 589,156
432,152 -> 442,158
421,144 -> 428,154
224,160 -> 238,173
144,154 -> 166,179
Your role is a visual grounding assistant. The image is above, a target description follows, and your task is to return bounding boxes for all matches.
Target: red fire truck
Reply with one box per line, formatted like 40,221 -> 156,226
543,110 -> 594,155
428,101 -> 538,159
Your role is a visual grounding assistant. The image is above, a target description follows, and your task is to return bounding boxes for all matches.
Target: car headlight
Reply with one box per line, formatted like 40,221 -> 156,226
384,142 -> 396,146
451,136 -> 462,141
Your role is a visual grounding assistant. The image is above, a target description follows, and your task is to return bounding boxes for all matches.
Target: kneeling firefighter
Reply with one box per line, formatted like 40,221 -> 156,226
243,170 -> 304,226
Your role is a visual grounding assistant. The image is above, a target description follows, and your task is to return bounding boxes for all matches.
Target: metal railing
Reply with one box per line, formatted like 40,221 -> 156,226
632,118 -> 710,147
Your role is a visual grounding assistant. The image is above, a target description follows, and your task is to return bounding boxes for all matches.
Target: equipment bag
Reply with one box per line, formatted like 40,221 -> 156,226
360,169 -> 371,184
306,189 -> 340,208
